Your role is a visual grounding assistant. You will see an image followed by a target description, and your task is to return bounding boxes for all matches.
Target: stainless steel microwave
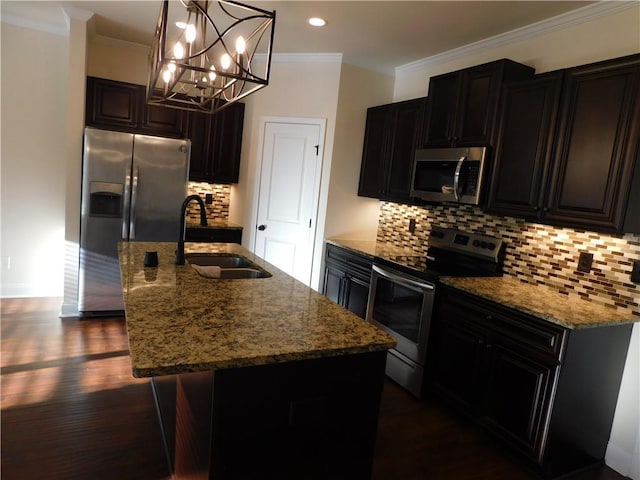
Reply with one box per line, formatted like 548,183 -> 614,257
410,147 -> 488,205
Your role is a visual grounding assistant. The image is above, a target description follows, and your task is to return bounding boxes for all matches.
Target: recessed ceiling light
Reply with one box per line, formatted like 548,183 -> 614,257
308,17 -> 327,27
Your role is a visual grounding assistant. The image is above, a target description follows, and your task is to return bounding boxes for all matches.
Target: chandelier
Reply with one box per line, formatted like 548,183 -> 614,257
147,0 -> 276,114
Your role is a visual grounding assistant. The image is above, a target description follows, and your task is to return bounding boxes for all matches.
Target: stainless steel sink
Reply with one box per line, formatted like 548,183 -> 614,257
186,253 -> 254,268
186,253 -> 272,279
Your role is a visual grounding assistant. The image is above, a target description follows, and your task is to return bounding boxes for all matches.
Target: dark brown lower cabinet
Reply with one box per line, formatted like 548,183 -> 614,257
153,351 -> 387,480
429,285 -> 633,479
322,243 -> 373,319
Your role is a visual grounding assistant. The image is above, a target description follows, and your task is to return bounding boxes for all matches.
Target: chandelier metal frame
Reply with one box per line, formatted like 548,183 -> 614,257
147,0 -> 276,114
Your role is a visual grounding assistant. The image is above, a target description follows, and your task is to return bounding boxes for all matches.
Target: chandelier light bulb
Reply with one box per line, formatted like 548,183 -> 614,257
168,62 -> 177,73
162,70 -> 172,83
173,42 -> 184,59
221,53 -> 231,70
176,21 -> 187,29
209,66 -> 217,81
185,24 -> 196,43
235,36 -> 246,54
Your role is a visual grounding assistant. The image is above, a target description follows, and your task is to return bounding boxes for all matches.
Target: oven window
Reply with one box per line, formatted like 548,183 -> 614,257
372,277 -> 423,343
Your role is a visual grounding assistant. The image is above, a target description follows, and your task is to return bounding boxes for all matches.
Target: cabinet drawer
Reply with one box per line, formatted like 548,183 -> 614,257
443,288 -> 566,360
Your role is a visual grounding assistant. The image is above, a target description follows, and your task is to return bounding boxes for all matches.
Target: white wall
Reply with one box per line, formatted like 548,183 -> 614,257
323,63 -> 393,242
392,4 -> 640,478
231,55 -> 343,290
87,35 -> 148,84
1,22 -> 68,298
230,56 -> 395,290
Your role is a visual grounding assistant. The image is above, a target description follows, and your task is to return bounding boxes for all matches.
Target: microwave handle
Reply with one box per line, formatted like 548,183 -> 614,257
453,155 -> 466,201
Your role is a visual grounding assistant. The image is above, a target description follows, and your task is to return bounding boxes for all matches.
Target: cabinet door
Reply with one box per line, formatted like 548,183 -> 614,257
186,111 -> 213,182
86,77 -> 141,131
141,102 -> 185,138
481,344 -> 558,461
455,63 -> 500,146
386,99 -> 424,199
358,106 -> 390,197
430,308 -> 484,411
344,275 -> 370,320
486,73 -> 562,218
323,263 -> 345,306
423,72 -> 460,147
544,56 -> 640,232
209,103 -> 245,183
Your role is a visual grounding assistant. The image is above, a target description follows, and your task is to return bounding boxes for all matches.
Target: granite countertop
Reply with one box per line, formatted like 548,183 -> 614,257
326,238 -> 638,330
118,241 -> 396,378
326,238 -> 420,260
440,277 -> 638,329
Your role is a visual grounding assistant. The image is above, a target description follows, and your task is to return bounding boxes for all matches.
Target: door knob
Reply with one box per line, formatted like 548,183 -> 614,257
257,224 -> 267,231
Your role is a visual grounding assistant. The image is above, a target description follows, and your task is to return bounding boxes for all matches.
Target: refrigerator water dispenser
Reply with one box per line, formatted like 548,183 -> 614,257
89,182 -> 123,217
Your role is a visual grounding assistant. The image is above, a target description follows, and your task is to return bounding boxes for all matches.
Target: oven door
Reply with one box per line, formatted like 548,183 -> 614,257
366,264 -> 435,366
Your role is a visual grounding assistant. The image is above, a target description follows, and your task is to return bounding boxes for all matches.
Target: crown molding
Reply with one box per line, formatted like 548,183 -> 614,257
396,1 -> 638,74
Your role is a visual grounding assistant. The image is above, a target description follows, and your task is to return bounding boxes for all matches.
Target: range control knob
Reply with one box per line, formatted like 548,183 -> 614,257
480,241 -> 488,249
488,243 -> 496,251
473,240 -> 480,247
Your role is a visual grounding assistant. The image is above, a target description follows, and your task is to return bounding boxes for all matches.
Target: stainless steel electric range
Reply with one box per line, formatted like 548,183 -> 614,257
366,226 -> 505,397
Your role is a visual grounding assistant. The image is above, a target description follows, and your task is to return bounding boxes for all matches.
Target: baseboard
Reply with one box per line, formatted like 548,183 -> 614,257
606,441 -> 637,479
59,301 -> 79,318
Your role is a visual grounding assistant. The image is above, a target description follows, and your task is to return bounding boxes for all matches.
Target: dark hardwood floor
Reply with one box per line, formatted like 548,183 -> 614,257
1,298 -> 630,480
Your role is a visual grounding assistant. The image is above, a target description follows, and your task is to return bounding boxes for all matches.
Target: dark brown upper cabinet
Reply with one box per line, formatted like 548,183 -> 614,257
486,72 -> 563,218
358,97 -> 426,203
86,77 -> 185,137
86,76 -> 244,184
422,59 -> 534,148
544,54 -> 640,233
86,77 -> 142,131
487,54 -> 640,234
186,102 -> 245,184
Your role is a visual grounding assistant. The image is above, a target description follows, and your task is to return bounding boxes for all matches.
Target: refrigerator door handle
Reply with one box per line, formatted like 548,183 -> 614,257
129,166 -> 139,239
122,168 -> 132,240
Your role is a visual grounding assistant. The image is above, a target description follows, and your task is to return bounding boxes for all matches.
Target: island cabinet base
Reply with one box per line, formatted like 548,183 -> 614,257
162,351 -> 387,480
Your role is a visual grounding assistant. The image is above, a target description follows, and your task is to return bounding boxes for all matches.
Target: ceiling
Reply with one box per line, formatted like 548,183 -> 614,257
3,1 -> 601,72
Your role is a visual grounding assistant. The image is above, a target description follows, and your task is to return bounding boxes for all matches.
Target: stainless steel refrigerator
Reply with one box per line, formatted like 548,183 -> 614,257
79,127 -> 190,314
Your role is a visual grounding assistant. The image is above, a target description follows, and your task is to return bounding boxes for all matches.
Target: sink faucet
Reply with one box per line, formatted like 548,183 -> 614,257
176,194 -> 208,265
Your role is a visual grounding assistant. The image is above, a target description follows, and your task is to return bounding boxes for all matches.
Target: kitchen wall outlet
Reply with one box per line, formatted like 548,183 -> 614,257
631,259 -> 640,284
408,219 -> 416,234
205,193 -> 213,204
577,252 -> 593,273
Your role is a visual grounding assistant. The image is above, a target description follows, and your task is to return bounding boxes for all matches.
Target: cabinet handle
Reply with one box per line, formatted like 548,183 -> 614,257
533,206 -> 539,211
543,207 -> 549,213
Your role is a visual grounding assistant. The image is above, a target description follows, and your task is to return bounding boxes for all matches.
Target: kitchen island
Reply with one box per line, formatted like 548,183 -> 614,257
118,241 -> 396,480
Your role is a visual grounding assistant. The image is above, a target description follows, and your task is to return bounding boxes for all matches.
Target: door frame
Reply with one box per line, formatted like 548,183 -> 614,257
249,116 -> 327,286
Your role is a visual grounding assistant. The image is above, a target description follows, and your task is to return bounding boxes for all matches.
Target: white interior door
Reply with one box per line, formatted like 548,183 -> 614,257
254,120 -> 323,285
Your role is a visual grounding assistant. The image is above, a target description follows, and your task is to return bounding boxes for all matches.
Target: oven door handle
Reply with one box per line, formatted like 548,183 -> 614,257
453,155 -> 466,201
372,265 -> 435,292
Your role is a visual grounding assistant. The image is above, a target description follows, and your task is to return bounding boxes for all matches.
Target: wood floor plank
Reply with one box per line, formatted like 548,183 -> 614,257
0,298 -> 630,480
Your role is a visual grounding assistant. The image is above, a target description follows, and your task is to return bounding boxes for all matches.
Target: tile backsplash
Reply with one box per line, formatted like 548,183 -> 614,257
186,182 -> 230,223
377,202 -> 640,316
